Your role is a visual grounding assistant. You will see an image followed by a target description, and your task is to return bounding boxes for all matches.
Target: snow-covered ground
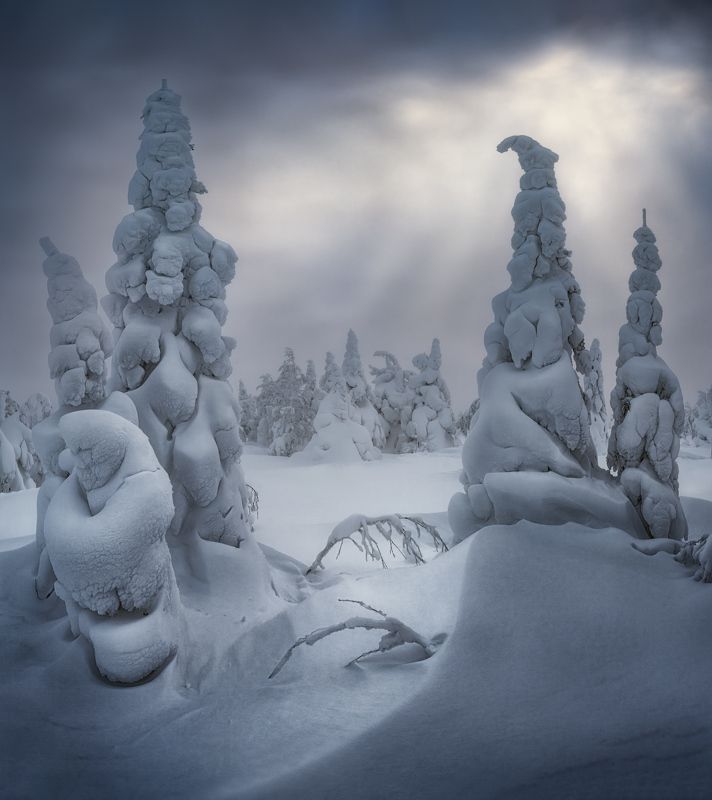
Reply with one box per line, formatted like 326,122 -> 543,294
1,444 -> 711,798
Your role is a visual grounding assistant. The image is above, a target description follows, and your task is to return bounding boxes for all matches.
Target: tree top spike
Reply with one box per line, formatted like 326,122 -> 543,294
39,237 -> 58,257
642,208 -> 647,227
161,78 -> 168,90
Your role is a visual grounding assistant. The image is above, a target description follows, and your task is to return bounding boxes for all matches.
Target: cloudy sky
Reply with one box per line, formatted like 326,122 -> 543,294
1,0 -> 711,411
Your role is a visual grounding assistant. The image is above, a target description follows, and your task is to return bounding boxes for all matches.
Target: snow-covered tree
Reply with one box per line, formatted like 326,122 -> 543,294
238,380 -> 258,443
369,351 -> 415,453
43,410 -> 182,683
19,393 -> 53,430
102,81 -> 255,548
691,386 -> 712,447
456,398 -> 480,437
34,239 -> 138,598
581,338 -> 610,464
303,359 -> 323,418
0,390 -> 36,492
406,338 -> 456,451
255,373 -> 277,447
270,348 -> 312,456
449,136 -> 644,543
342,329 -> 385,449
608,211 -> 687,539
300,352 -> 380,462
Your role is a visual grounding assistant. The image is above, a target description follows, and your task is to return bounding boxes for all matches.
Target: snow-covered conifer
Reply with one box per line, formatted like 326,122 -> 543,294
608,211 -> 687,539
369,351 -> 415,453
303,359 -> 323,418
270,348 -> 311,456
691,386 -> 712,447
238,380 -> 258,443
255,373 -> 277,447
102,81 -> 254,547
406,338 -> 456,451
0,391 -> 36,492
582,338 -> 610,463
19,393 -> 53,430
43,409 -> 182,683
300,352 -> 380,462
449,137 -> 644,543
456,398 -> 480,437
342,330 -> 385,449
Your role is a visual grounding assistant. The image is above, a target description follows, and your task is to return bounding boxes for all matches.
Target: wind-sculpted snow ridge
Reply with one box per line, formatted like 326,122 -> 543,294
103,81 -> 254,547
608,212 -> 687,540
449,136 -> 647,542
44,410 -> 182,683
299,352 -> 381,463
406,338 -> 457,451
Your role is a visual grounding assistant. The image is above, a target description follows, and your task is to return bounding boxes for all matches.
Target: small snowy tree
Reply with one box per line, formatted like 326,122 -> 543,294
19,393 -> 53,430
369,351 -> 415,453
456,398 -> 480,437
581,338 -> 610,464
270,348 -> 312,456
691,386 -> 712,447
406,338 -> 456,451
607,211 -> 687,539
255,373 -> 277,447
300,352 -> 380,462
43,410 -> 182,683
238,380 -> 257,443
0,390 -> 37,492
342,329 -> 385,449
102,81 -> 256,549
34,239 -> 137,598
303,359 -> 323,419
449,136 -> 645,543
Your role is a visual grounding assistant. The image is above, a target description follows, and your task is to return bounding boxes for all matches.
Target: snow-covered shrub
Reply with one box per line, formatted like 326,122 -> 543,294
44,409 -> 182,683
299,352 -> 381,463
0,391 -> 37,493
607,211 -> 687,540
342,330 -> 385,449
448,136 -> 643,543
369,351 -> 415,453
581,338 -> 610,464
102,81 -> 253,547
406,338 -> 456,451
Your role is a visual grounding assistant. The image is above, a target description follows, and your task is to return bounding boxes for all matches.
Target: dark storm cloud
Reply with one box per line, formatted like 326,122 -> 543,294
1,0 -> 711,409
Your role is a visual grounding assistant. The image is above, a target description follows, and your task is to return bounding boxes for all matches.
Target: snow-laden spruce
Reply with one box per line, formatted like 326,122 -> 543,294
0,391 -> 37,492
34,240 -> 139,599
405,338 -> 456,451
370,351 -> 415,453
449,136 -> 645,543
299,352 -> 381,462
44,410 -> 182,683
269,348 -> 313,456
103,81 -> 254,546
607,211 -> 687,539
581,338 -> 610,464
342,330 -> 386,449
690,386 -> 712,447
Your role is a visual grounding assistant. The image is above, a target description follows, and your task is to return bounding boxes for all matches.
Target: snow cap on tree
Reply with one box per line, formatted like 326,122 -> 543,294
40,238 -> 113,407
608,210 -> 687,539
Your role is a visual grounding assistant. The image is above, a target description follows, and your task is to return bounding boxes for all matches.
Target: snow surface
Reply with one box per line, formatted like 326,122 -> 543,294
1,446 -> 711,797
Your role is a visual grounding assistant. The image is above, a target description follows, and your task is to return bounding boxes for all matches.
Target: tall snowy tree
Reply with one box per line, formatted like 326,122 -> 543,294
608,211 -> 687,539
102,81 -> 257,549
449,136 -> 645,543
691,386 -> 712,447
270,347 -> 312,456
406,338 -> 456,451
238,380 -> 257,443
369,351 -> 415,453
342,329 -> 385,449
581,338 -> 610,464
303,359 -> 323,418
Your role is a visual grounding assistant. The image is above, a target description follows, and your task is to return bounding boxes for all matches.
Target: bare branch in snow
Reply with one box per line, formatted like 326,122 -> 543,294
306,513 -> 447,574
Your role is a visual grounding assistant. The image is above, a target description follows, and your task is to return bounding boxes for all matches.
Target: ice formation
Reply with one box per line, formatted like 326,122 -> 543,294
370,351 -> 415,453
103,81 -> 253,546
607,211 -> 687,539
405,338 -> 456,451
342,329 -> 386,449
581,338 -> 610,464
299,352 -> 381,462
449,136 -> 645,542
44,410 -> 181,683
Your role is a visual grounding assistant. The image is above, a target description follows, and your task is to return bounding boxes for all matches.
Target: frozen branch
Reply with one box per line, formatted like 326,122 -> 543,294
268,598 -> 439,678
306,513 -> 448,574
